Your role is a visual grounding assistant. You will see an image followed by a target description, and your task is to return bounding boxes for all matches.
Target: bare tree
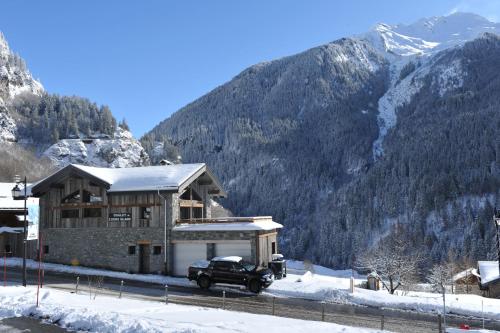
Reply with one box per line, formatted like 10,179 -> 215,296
427,263 -> 454,331
357,235 -> 424,294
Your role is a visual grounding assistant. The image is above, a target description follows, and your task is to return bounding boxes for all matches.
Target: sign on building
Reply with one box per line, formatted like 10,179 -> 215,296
108,212 -> 132,222
26,197 -> 39,240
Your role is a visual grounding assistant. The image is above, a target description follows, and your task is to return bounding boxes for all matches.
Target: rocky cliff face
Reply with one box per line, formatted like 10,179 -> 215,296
44,127 -> 149,168
0,32 -> 43,142
143,13 -> 500,267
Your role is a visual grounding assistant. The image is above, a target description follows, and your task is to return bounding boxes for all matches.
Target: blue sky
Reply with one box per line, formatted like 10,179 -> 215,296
0,0 -> 497,137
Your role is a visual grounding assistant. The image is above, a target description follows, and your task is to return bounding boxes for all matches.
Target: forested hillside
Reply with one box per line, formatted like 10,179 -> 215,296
11,93 -> 116,146
143,15 -> 500,269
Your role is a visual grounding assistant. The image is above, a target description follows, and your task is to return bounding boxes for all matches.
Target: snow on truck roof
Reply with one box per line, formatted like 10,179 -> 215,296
31,163 -> 225,196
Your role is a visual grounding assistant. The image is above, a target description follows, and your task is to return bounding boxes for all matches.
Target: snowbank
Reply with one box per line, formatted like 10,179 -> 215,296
3,257 -> 194,288
0,286 -> 384,333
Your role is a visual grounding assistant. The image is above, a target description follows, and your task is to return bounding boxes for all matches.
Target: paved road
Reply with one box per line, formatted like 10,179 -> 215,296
0,317 -> 69,333
3,267 -> 500,333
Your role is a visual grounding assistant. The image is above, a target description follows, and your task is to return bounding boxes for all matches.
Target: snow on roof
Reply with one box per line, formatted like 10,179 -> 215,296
0,183 -> 27,210
453,268 -> 474,282
478,261 -> 500,285
212,256 -> 243,263
173,220 -> 283,232
0,226 -> 23,234
73,163 -> 206,192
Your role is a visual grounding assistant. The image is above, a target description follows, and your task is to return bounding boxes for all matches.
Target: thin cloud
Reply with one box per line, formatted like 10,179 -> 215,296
450,0 -> 500,22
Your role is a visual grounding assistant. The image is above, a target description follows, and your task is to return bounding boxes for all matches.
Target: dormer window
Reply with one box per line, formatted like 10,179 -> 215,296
83,190 -> 102,203
62,191 -> 80,204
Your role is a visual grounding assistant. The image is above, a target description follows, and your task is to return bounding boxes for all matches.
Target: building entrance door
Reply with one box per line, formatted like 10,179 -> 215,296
138,244 -> 150,274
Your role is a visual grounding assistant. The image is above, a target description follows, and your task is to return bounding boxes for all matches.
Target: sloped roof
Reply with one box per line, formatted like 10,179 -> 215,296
478,261 -> 500,286
31,163 -> 225,196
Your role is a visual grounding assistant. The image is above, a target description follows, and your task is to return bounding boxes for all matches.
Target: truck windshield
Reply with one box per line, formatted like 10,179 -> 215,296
241,262 -> 255,271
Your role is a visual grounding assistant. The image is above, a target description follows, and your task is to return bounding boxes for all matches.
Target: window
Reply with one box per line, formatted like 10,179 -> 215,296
62,191 -> 80,204
153,246 -> 162,255
213,261 -> 232,271
4,244 -> 11,253
128,246 -> 136,255
83,208 -> 102,218
272,242 -> 276,254
82,190 -> 102,203
43,245 -> 49,254
180,207 -> 190,220
193,207 -> 203,219
61,209 -> 79,219
141,207 -> 151,219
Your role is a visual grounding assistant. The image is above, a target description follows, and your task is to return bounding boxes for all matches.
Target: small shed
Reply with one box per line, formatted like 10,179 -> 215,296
367,271 -> 380,291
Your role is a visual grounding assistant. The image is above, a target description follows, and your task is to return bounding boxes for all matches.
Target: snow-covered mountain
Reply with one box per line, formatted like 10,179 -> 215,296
358,12 -> 500,157
0,31 -> 150,169
143,12 -> 500,268
361,12 -> 500,56
0,32 -> 43,104
0,32 -> 44,142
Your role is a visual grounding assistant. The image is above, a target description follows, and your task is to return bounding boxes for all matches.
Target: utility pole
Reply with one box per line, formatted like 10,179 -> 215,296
22,176 -> 27,287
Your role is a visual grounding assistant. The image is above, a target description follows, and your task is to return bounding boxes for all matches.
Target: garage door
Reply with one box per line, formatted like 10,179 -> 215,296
215,242 -> 251,262
173,243 -> 207,276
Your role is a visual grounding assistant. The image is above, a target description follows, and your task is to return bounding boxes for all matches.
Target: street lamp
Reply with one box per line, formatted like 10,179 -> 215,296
495,209 -> 500,272
12,177 -> 27,287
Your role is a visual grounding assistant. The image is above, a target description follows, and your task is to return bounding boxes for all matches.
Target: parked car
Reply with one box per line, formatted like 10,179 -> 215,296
188,256 -> 274,293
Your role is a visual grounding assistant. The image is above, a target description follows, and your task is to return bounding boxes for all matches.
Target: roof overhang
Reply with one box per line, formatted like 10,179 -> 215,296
31,165 -> 110,196
178,165 -> 226,197
173,220 -> 283,232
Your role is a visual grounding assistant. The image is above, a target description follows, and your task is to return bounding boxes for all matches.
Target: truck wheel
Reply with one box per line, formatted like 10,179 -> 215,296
198,275 -> 211,290
248,279 -> 261,293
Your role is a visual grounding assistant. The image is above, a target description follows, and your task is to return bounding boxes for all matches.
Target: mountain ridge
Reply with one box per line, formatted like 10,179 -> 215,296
142,12 -> 500,268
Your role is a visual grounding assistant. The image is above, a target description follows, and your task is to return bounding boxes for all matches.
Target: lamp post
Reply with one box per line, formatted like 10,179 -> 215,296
495,209 -> 500,272
12,177 -> 27,287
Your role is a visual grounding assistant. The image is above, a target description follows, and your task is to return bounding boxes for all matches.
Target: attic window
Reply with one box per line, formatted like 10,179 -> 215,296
180,188 -> 202,201
82,190 -> 102,203
62,191 -> 80,204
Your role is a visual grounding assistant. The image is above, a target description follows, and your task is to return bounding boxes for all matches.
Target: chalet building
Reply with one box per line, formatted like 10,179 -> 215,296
31,164 -> 282,276
0,183 -> 29,257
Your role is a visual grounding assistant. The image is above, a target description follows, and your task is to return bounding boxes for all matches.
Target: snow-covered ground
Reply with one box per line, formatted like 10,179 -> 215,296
5,257 -> 500,321
0,286 -> 384,333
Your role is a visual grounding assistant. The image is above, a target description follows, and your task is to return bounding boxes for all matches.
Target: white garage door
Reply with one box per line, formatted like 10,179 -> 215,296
173,243 -> 207,276
215,242 -> 251,261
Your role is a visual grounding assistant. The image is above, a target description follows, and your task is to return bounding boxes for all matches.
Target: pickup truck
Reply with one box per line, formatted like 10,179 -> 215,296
188,256 -> 274,293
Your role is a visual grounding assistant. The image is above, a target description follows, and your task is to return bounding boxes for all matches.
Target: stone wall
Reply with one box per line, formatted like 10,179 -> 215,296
42,227 -> 165,274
